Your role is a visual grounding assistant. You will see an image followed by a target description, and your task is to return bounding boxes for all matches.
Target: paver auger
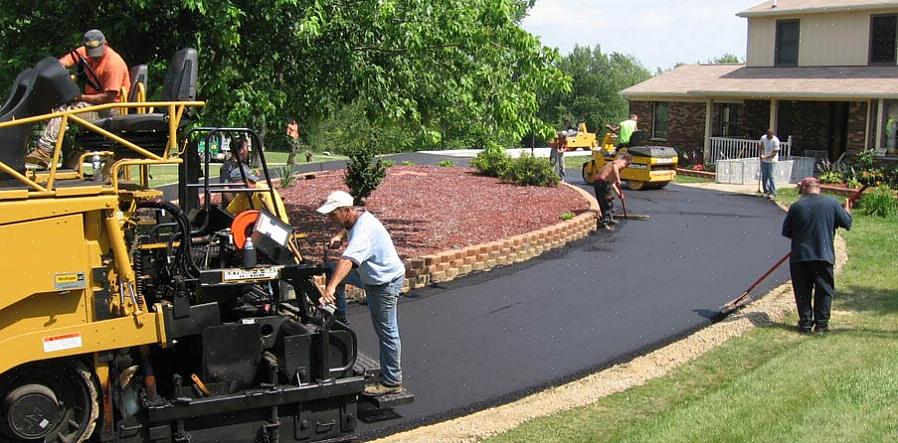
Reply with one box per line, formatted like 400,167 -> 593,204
0,49 -> 408,443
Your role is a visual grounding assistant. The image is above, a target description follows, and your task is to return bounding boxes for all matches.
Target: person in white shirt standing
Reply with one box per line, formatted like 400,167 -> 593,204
318,191 -> 406,396
758,129 -> 781,199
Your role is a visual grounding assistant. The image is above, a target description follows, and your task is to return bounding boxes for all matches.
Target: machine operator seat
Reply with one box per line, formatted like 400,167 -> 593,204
127,64 -> 148,102
77,48 -> 198,157
0,58 -> 79,181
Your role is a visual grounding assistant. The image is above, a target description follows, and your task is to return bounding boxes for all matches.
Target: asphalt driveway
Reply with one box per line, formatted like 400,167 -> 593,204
347,164 -> 791,439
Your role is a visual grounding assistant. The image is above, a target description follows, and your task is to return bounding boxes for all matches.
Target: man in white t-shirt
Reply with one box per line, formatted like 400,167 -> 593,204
318,190 -> 406,396
758,129 -> 781,199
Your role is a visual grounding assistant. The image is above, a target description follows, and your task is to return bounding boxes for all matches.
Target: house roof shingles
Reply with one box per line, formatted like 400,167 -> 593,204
621,64 -> 898,100
738,0 -> 898,17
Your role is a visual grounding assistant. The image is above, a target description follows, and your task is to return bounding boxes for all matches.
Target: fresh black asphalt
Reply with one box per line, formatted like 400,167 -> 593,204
162,153 -> 791,439
347,162 -> 791,439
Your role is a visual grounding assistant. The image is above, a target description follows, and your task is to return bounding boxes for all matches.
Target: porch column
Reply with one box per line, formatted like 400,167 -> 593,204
768,99 -> 778,132
876,99 -> 884,150
865,99 -> 872,150
703,100 -> 712,164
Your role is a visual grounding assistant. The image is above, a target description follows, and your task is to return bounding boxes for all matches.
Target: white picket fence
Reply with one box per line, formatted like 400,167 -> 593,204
708,136 -> 792,166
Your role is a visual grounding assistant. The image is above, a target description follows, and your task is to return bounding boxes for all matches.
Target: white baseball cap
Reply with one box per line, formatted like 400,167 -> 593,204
316,190 -> 354,214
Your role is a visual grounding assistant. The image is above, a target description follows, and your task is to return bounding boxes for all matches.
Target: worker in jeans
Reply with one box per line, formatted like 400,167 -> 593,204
318,191 -> 406,396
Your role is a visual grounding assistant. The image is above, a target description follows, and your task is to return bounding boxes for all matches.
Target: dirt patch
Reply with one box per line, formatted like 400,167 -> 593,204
373,185 -> 848,443
280,166 -> 590,263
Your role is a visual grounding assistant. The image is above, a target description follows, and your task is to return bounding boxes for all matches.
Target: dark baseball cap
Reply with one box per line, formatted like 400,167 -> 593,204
83,29 -> 106,57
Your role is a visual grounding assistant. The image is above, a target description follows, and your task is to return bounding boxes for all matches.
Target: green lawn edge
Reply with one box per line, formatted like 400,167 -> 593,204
489,189 -> 898,443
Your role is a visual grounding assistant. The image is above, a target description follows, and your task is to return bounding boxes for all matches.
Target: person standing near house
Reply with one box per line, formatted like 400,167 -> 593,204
318,191 -> 406,396
758,129 -> 780,199
782,177 -> 852,334
549,130 -> 568,180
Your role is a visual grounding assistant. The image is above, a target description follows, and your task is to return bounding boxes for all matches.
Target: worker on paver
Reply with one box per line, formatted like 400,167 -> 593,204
591,153 -> 632,231
613,114 -> 638,148
318,191 -> 406,396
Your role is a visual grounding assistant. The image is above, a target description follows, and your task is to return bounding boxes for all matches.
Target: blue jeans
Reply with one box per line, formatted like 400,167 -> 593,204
365,276 -> 404,386
325,262 -> 403,385
761,161 -> 776,196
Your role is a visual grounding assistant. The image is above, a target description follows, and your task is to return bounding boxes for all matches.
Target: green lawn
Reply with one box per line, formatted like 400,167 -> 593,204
143,152 -> 347,188
489,191 -> 898,443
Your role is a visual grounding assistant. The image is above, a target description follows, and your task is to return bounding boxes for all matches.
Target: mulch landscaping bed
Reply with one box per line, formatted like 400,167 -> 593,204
278,166 -> 590,264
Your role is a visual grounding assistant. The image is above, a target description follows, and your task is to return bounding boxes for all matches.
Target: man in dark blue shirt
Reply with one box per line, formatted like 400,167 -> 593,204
782,177 -> 852,334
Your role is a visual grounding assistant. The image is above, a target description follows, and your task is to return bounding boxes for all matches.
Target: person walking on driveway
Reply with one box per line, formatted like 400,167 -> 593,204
318,190 -> 406,395
758,129 -> 781,199
591,154 -> 632,231
782,177 -> 852,334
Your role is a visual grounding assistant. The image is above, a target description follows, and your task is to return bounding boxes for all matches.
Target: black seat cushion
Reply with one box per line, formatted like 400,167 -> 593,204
93,113 -> 169,133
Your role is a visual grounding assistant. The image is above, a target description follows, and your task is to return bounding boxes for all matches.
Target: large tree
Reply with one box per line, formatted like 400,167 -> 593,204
539,45 -> 650,136
0,0 -> 567,149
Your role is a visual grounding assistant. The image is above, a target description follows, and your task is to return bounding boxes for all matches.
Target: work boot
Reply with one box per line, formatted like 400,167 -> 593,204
599,222 -> 615,232
25,148 -> 53,168
607,218 -> 620,225
363,382 -> 402,396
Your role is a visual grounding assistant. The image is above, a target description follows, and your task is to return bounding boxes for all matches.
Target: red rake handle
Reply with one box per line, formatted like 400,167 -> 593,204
744,252 -> 791,294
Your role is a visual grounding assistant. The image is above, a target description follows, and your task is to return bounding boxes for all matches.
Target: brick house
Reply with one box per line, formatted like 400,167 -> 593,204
622,0 -> 898,165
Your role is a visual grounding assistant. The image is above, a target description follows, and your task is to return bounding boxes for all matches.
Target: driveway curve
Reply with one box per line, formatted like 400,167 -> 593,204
349,164 -> 791,439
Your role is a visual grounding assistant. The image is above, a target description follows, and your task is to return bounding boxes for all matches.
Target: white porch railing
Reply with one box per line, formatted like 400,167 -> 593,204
708,136 -> 792,165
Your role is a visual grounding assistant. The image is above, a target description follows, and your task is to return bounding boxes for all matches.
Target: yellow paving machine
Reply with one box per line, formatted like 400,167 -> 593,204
580,130 -> 678,190
563,122 -> 598,151
0,49 -> 406,443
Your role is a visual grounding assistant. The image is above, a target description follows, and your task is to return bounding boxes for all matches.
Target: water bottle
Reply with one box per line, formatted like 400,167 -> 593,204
242,237 -> 257,268
91,154 -> 103,182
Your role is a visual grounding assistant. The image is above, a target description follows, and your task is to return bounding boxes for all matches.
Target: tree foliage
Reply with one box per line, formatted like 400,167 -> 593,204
538,45 -> 650,139
0,0 -> 568,149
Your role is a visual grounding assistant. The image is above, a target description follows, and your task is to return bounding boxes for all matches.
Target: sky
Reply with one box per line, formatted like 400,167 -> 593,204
521,0 -> 763,71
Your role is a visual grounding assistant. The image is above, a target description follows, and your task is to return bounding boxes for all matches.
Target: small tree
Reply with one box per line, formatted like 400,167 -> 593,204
344,141 -> 387,205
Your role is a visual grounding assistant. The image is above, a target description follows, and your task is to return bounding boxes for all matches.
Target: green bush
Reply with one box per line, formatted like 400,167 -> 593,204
382,159 -> 395,167
560,212 -> 574,221
344,142 -> 387,205
500,154 -> 560,186
859,185 -> 898,218
437,160 -> 455,167
818,170 -> 844,185
471,147 -> 512,177
400,160 -> 414,166
276,166 -> 299,189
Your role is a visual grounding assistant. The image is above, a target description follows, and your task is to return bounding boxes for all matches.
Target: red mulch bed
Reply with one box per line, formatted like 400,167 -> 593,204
279,166 -> 591,263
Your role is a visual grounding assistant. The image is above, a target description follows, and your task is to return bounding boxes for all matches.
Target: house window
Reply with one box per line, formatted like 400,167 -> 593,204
870,15 -> 897,65
652,102 -> 669,140
775,20 -> 800,66
880,100 -> 898,153
716,103 -> 744,137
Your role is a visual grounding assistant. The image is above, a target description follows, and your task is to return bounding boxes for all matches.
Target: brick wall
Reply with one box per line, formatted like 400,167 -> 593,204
628,100 -> 707,159
846,101 -> 867,156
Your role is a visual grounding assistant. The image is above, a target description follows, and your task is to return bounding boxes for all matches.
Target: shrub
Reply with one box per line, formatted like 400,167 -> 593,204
274,166 -> 299,189
846,177 -> 862,189
344,142 -> 387,205
500,154 -> 560,186
859,185 -> 898,218
437,160 -> 455,167
818,170 -> 844,185
471,147 -> 512,177
560,212 -> 574,221
400,160 -> 414,166
691,164 -> 705,172
382,159 -> 395,167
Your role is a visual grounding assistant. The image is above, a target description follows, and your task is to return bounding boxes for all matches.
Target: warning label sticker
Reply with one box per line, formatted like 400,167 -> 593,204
43,333 -> 83,353
54,272 -> 86,290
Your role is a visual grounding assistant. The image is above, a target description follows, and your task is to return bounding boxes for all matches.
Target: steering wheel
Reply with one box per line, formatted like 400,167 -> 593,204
69,49 -> 103,94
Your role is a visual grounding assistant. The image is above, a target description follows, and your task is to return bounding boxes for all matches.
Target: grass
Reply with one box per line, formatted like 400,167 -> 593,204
141,152 -> 347,188
673,174 -> 714,184
489,190 -> 898,443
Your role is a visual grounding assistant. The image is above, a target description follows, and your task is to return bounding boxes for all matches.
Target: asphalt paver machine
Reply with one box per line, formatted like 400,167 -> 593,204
0,49 -> 409,443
